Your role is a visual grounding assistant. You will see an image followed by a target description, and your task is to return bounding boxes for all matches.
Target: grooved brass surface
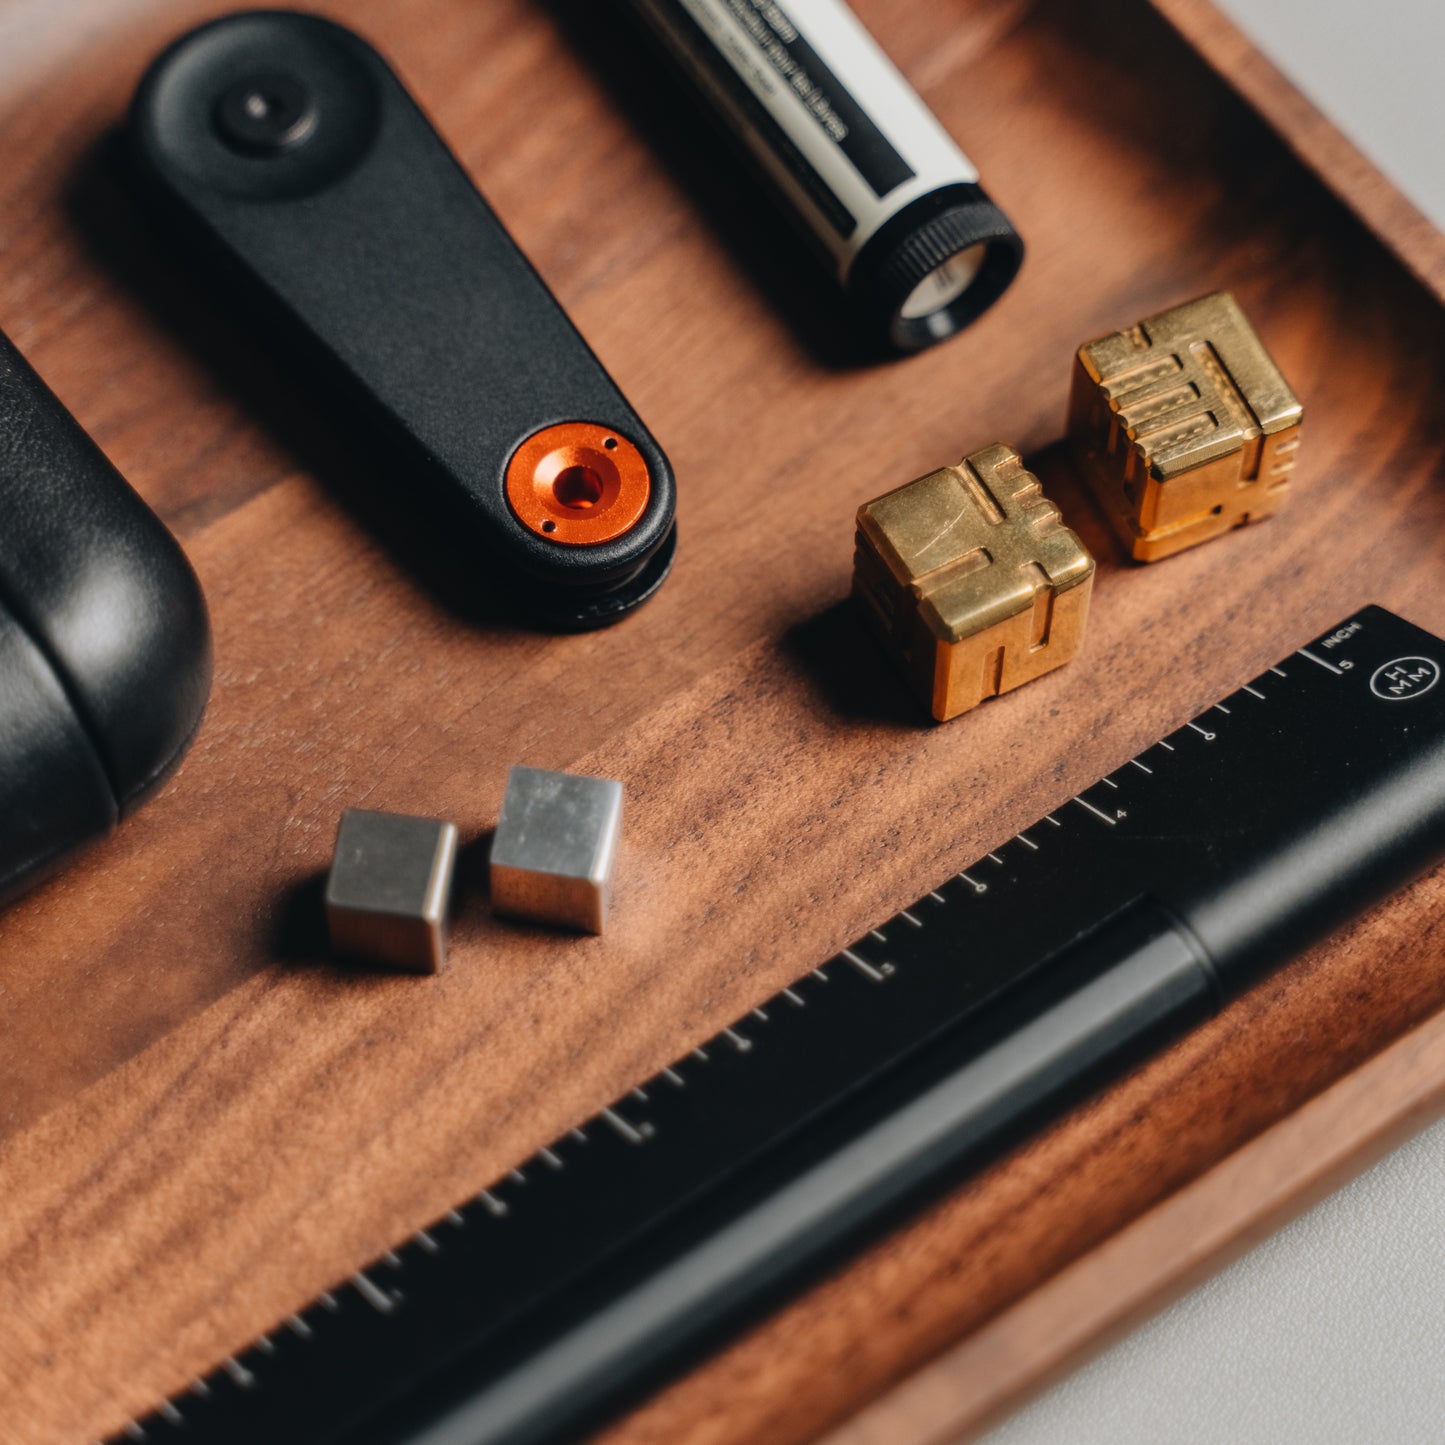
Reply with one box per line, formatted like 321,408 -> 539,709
853,443 -> 1095,721
1069,290 -> 1303,561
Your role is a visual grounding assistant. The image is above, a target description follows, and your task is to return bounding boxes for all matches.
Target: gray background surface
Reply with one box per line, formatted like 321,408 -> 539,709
1212,0 -> 1445,229
980,1118 -> 1445,1444
980,3 -> 1445,1438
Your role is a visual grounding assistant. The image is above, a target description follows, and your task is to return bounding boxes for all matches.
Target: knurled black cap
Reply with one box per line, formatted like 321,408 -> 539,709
849,183 -> 1024,354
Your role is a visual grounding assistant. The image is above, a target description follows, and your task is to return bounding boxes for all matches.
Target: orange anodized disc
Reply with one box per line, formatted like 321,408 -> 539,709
504,422 -> 652,546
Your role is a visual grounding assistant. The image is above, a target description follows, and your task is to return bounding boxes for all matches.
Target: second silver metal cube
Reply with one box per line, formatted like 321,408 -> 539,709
490,766 -> 623,934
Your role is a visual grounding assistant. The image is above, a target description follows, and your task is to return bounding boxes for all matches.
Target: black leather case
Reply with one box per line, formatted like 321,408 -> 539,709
0,329 -> 212,904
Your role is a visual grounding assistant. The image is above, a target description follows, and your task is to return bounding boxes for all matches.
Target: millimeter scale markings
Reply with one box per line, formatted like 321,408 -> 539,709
115,609 -> 1437,1445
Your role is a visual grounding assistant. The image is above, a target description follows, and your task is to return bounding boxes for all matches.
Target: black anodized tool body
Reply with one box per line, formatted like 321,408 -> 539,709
114,607 -> 1445,1445
130,11 -> 677,628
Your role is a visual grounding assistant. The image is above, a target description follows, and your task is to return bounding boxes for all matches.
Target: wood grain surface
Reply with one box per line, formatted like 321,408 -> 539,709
0,0 -> 1443,1442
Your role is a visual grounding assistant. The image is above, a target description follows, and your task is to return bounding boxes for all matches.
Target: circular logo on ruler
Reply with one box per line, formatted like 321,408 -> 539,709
1370,657 -> 1441,701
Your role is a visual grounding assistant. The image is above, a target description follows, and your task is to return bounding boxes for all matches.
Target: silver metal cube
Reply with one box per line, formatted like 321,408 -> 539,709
325,808 -> 458,973
490,766 -> 623,934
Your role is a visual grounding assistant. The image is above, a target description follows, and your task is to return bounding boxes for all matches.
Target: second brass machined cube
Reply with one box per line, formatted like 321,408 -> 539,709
1068,290 -> 1303,562
853,443 -> 1095,722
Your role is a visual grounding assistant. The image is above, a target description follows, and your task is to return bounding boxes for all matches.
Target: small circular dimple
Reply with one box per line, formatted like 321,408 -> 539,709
214,73 -> 318,154
542,520 -> 556,533
604,437 -> 618,450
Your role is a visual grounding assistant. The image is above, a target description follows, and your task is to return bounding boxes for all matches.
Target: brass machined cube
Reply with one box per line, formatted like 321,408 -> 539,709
1069,291 -> 1303,562
853,443 -> 1095,722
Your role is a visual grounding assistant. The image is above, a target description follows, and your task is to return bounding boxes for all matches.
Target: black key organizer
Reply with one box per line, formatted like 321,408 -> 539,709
129,11 -> 677,630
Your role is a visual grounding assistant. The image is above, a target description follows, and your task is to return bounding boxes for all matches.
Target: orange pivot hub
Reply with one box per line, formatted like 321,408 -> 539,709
504,422 -> 652,545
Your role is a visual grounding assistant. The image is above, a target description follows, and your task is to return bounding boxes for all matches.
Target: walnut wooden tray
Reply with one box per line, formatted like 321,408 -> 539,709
2,1 -> 1443,1441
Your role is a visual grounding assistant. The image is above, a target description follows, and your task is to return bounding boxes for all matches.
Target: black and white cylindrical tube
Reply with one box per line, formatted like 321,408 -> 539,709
623,0 -> 1024,354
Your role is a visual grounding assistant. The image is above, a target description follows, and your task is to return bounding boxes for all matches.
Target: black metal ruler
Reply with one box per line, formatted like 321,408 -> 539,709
111,606 -> 1445,1445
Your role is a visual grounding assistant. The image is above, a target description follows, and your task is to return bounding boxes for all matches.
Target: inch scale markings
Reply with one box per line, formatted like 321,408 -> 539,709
1075,796 -> 1117,826
1298,646 -> 1347,676
601,1108 -> 654,1145
113,608 -> 1445,1445
351,1272 -> 397,1315
119,696 -> 1166,1445
841,949 -> 895,982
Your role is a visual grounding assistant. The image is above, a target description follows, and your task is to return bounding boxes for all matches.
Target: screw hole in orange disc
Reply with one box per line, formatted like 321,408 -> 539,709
504,423 -> 651,545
